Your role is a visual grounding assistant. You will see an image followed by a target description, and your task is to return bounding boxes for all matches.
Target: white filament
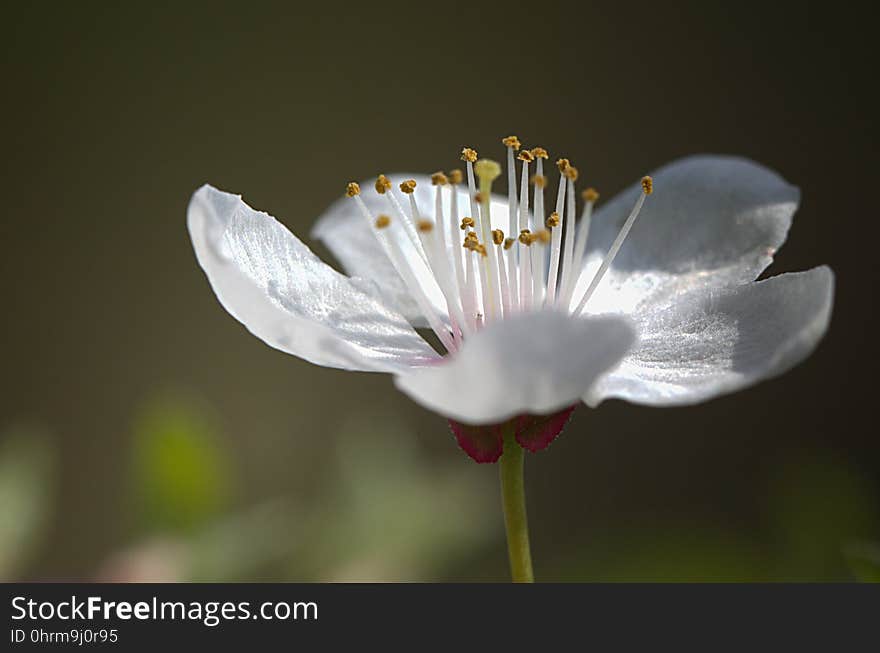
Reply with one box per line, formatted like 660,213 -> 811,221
505,146 -> 520,310
574,190 -> 648,315
562,197 -> 595,308
353,195 -> 455,351
518,159 -> 533,310
545,174 -> 566,305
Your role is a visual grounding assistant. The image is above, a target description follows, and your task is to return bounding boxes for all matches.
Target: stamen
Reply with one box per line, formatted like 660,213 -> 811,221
558,164 -> 578,307
411,185 -> 468,341
377,175 -> 428,264
460,217 -> 475,230
574,176 -> 653,315
399,179 -> 417,194
531,150 -> 548,306
464,247 -> 480,327
518,151 -> 533,310
447,173 -> 474,332
379,219 -> 457,352
545,167 -> 567,305
462,147 -> 482,250
531,147 -> 548,159
501,135 -> 521,150
563,187 -> 599,306
375,175 -> 392,194
493,228 -> 512,315
503,136 -> 520,310
347,187 -> 455,352
474,159 -> 504,320
433,180 -> 469,336
346,182 -> 361,197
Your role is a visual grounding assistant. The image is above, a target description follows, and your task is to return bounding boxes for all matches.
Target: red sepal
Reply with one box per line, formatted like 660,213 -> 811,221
515,405 -> 578,453
448,420 -> 504,463
449,404 -> 579,463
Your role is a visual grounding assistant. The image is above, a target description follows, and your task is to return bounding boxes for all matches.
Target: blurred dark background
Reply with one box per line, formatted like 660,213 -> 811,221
2,1 -> 877,581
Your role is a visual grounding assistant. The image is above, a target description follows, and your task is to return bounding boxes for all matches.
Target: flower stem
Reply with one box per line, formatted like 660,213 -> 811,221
500,429 -> 534,582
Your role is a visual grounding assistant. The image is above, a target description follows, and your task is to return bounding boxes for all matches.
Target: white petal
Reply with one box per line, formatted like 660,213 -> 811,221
312,174 -> 512,325
585,266 -> 834,407
188,185 -> 440,373
571,155 -> 799,314
395,312 -> 636,424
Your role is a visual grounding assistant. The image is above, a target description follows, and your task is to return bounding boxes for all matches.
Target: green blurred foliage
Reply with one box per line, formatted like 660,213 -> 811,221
0,425 -> 55,580
102,404 -> 496,581
290,417 -> 497,581
843,542 -> 880,583
767,451 -> 879,580
131,394 -> 235,534
4,399 -> 879,582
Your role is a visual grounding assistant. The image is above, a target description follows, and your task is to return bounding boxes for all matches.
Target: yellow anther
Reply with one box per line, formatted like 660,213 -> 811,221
534,229 -> 551,244
641,175 -> 653,195
582,187 -> 599,202
518,229 -> 533,245
564,165 -> 579,181
546,212 -> 560,228
502,135 -> 521,150
460,217 -> 475,230
461,147 -> 478,163
417,219 -> 434,232
448,169 -> 463,184
556,158 -> 570,173
346,181 -> 361,197
492,229 -> 505,245
375,214 -> 391,229
431,171 -> 448,186
375,174 -> 392,194
530,174 -> 547,189
517,149 -> 535,163
530,147 -> 549,159
474,158 -> 502,182
503,237 -> 516,250
475,243 -> 487,257
399,179 -> 417,194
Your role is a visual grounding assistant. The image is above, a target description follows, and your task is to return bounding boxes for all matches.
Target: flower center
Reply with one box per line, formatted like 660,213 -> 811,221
345,136 -> 653,353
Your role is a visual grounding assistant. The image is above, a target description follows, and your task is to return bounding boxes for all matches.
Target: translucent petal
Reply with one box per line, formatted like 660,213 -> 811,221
188,185 -> 440,373
570,155 -> 799,315
396,312 -> 635,423
585,266 -> 834,406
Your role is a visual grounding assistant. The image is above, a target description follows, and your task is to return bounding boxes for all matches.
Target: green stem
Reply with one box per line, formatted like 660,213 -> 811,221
500,429 -> 534,582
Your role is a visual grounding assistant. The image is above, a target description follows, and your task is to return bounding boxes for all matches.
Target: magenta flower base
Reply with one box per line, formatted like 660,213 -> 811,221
449,405 -> 578,463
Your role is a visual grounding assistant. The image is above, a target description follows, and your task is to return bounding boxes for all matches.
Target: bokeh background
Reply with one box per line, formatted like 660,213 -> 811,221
2,2 -> 877,582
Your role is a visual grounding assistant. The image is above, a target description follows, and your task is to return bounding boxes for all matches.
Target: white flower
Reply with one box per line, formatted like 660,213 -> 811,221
188,142 -> 833,450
